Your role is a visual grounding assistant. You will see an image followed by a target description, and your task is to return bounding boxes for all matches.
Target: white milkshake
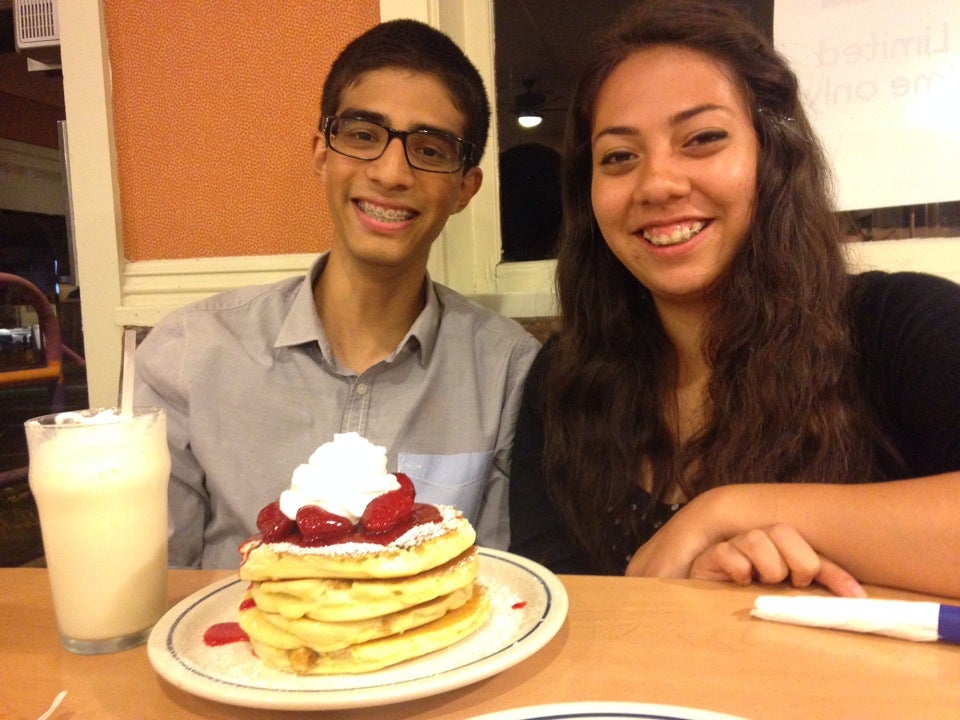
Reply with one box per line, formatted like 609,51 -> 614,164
26,407 -> 170,654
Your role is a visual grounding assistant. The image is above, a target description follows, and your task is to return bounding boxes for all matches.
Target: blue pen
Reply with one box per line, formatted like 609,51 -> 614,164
751,595 -> 960,645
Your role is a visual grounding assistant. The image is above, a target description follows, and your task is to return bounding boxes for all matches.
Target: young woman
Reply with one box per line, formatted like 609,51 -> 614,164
509,0 -> 960,599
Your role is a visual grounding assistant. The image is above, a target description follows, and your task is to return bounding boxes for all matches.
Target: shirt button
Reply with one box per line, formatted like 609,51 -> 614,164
356,383 -> 369,395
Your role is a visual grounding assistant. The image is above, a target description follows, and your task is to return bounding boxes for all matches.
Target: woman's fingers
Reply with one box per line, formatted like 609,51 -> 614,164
813,556 -> 868,598
689,524 -> 866,597
693,529 -> 788,585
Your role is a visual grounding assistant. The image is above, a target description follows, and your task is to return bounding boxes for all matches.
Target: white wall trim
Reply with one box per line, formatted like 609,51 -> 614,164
114,253 -> 553,326
58,0 -> 125,409
381,0 -> 502,296
116,254 -> 316,326
843,237 -> 960,283
112,236 -> 960,328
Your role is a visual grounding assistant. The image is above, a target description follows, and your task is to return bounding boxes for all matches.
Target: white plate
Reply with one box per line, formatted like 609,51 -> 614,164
148,547 -> 568,710
467,701 -> 752,720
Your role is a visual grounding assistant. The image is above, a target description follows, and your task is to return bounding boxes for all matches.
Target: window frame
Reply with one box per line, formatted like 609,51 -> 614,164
380,0 -> 559,317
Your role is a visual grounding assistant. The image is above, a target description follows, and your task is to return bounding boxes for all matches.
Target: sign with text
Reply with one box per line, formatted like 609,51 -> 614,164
775,0 -> 960,210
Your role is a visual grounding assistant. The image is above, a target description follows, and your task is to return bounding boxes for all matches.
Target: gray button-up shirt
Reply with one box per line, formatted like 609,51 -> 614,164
135,254 -> 540,568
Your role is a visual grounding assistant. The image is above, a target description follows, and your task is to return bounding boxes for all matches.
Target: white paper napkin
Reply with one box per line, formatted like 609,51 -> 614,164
751,595 -> 941,641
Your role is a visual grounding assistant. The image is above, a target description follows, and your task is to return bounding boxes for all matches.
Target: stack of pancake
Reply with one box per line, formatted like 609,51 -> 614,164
237,505 -> 490,675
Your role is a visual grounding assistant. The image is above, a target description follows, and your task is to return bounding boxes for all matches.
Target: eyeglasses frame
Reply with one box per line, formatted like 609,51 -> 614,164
319,115 -> 476,174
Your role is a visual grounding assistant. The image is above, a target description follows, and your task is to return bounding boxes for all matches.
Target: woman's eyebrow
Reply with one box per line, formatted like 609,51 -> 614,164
592,125 -> 637,145
669,103 -> 728,126
593,103 -> 733,145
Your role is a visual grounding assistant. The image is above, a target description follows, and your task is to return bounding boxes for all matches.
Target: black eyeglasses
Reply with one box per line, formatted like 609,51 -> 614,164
320,115 -> 475,174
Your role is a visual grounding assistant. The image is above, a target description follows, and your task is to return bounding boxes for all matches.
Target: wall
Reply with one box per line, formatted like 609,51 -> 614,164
103,1 -> 380,262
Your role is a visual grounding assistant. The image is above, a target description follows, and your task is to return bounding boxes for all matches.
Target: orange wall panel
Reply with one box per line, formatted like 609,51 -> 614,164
103,2 -> 379,261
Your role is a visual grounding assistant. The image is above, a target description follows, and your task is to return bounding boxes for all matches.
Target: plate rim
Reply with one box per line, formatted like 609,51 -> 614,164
464,700 -> 754,720
147,547 -> 569,711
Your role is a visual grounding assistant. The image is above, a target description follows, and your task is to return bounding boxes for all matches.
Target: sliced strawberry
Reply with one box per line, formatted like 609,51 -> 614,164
361,486 -> 415,533
256,500 -> 296,542
296,505 -> 352,541
394,472 -> 416,499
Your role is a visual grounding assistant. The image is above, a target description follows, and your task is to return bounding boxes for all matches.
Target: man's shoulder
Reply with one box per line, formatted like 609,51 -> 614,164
433,283 -> 537,345
157,274 -> 303,330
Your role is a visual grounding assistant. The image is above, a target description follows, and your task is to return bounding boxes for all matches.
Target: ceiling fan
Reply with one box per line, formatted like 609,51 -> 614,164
508,78 -> 564,128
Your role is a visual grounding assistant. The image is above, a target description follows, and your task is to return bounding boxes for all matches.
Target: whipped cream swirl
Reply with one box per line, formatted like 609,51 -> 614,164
278,432 -> 399,523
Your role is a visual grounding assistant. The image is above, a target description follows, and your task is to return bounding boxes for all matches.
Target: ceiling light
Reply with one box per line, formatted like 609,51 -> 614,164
517,113 -> 543,128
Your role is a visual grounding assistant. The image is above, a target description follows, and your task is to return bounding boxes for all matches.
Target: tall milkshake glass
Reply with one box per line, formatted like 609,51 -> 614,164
25,407 -> 170,654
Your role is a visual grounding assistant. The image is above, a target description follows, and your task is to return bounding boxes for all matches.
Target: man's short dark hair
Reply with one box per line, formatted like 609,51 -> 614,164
320,19 -> 490,168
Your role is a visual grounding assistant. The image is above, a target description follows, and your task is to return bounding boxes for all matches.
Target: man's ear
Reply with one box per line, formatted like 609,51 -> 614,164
453,166 -> 483,213
311,134 -> 327,177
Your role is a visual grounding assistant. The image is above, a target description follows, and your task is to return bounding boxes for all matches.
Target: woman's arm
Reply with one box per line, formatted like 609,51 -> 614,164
626,472 -> 960,598
627,274 -> 960,597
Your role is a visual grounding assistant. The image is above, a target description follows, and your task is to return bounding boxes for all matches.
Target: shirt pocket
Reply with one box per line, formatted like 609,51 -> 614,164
397,451 -> 493,525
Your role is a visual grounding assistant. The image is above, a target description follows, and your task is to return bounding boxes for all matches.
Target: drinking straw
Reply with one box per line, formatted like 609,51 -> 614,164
120,328 -> 137,417
37,690 -> 67,720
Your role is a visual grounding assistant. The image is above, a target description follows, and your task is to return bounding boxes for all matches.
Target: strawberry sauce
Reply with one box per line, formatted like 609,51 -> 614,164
203,622 -> 249,647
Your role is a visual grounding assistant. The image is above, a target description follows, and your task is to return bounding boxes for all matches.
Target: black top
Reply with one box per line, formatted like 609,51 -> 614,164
508,271 -> 960,575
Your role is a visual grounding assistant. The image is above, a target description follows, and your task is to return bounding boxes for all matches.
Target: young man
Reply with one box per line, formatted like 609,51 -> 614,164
135,20 -> 539,568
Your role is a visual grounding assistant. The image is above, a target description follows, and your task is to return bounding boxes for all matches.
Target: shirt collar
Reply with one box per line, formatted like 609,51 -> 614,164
275,253 -> 331,352
402,274 -> 441,368
274,252 -> 441,369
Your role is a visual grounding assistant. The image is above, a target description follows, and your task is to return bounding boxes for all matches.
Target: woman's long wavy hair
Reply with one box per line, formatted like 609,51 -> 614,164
543,0 -> 901,572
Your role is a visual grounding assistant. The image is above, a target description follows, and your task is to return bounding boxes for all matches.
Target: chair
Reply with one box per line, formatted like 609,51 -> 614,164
0,272 -> 84,565
0,271 -> 67,412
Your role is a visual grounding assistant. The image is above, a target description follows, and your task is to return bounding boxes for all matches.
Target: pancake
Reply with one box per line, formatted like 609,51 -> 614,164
239,584 -> 474,653
239,504 -> 475,582
247,582 -> 491,675
238,466 -> 488,676
250,547 -> 479,622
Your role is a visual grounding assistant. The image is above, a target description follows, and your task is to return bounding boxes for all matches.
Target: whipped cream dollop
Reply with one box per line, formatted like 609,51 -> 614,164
278,432 -> 399,523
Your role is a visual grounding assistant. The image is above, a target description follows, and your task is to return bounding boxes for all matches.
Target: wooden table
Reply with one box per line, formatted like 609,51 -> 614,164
2,568 -> 957,719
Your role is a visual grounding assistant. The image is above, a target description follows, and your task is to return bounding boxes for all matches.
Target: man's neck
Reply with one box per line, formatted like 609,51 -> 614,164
313,253 -> 428,374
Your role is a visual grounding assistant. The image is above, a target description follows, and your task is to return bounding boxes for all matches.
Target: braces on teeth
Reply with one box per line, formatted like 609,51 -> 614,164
359,201 -> 414,222
643,221 -> 705,246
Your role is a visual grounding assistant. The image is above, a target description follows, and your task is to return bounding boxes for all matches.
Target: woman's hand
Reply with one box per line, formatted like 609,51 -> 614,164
686,524 -> 866,597
624,488 -> 865,597
625,474 -> 960,599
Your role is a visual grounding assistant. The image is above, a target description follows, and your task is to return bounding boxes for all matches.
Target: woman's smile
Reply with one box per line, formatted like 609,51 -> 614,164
639,219 -> 709,247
